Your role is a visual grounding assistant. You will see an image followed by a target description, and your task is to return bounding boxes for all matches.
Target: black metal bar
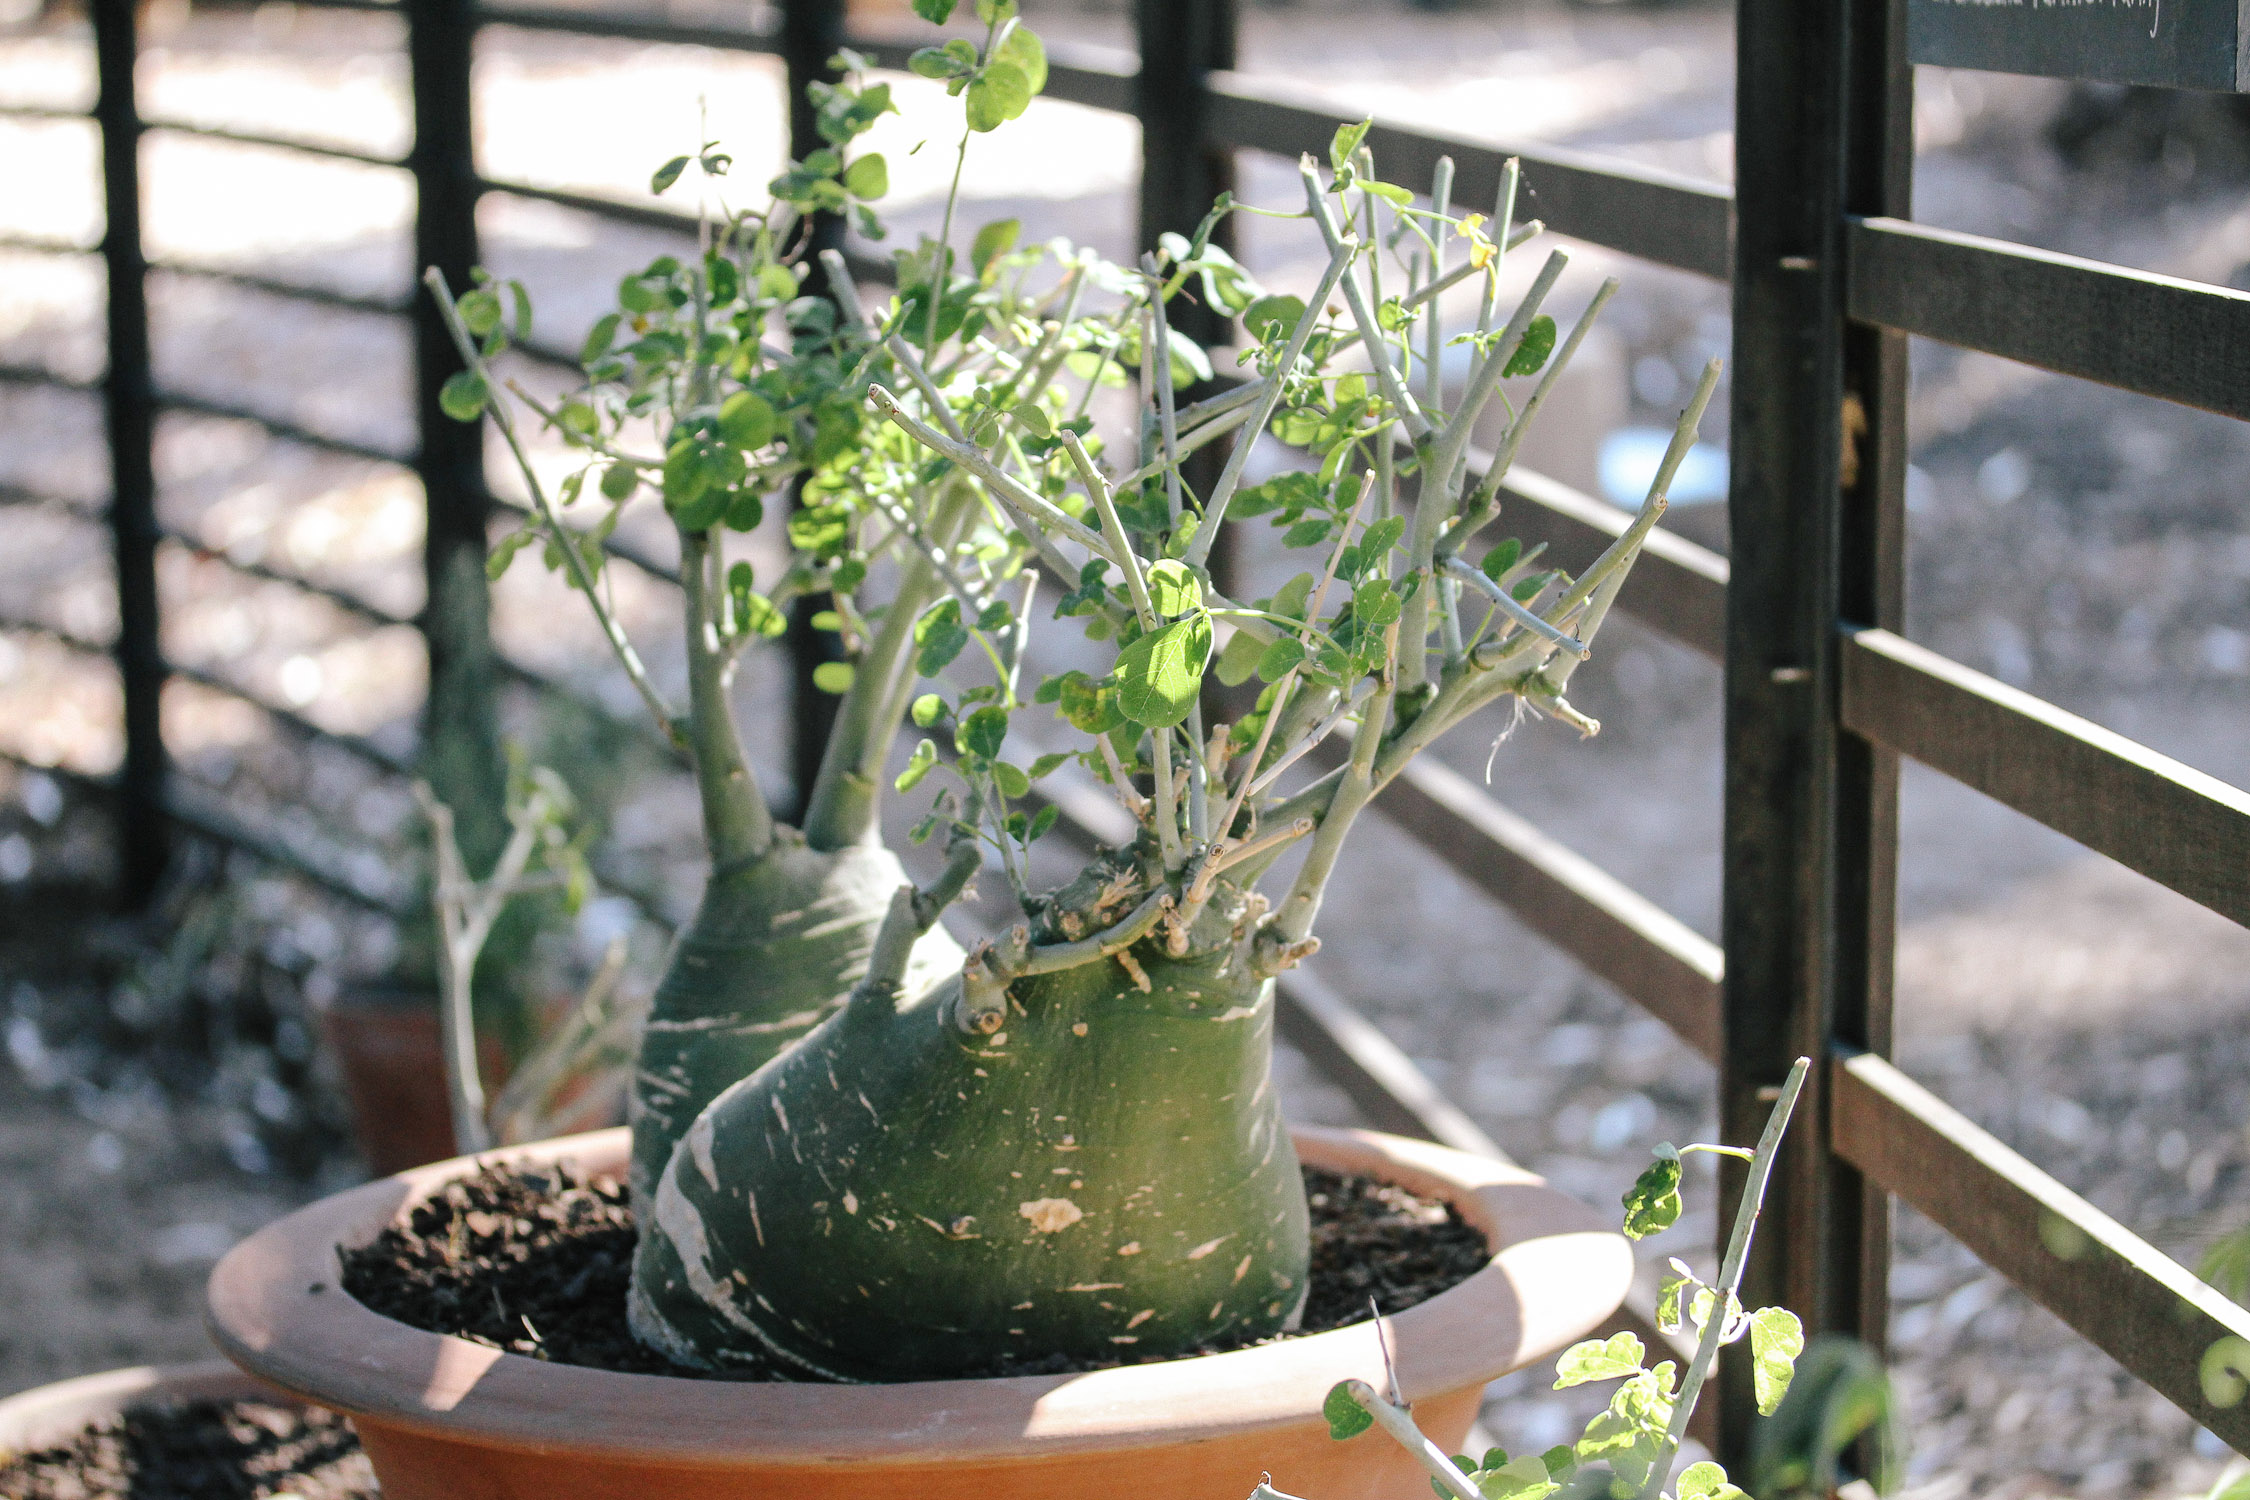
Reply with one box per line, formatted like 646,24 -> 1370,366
90,0 -> 170,907
142,116 -> 405,170
1370,756 -> 1725,1062
1840,626 -> 2250,926
1847,215 -> 2250,423
1832,1050 -> 2250,1456
151,260 -> 408,318
1202,74 -> 1733,282
780,0 -> 848,820
1719,0 -> 1853,1465
1136,0 -> 1237,332
477,2 -> 774,51
157,387 -> 412,465
1827,0 -> 1912,1406
408,0 -> 511,873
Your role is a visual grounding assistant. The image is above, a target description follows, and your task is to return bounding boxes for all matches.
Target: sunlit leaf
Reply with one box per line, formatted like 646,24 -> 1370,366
1621,1145 -> 1683,1240
1750,1306 -> 1804,1416
1553,1332 -> 1645,1389
1323,1381 -> 1372,1441
1114,614 -> 1212,729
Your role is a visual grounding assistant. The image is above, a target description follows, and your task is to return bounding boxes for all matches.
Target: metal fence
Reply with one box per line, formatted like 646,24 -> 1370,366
3,0 -> 2248,1471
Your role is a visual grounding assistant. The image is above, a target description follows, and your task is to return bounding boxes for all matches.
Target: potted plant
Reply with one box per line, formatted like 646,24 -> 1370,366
209,13 -> 1719,1492
410,23 -> 1125,1206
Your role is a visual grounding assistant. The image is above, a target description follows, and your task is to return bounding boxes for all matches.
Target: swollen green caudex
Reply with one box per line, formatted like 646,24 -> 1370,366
631,99 -> 1721,1378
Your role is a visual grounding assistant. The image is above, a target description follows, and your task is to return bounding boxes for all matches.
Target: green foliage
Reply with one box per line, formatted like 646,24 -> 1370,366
1750,1335 -> 1905,1500
439,369 -> 488,422
1114,614 -> 1212,729
1555,1332 -> 1646,1388
1323,1381 -> 1373,1440
1750,1306 -> 1804,1416
1621,1145 -> 1683,1239
1503,315 -> 1558,378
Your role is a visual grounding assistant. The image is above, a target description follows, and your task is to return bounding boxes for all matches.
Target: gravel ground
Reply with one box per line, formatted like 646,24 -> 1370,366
3,3 -> 2249,1497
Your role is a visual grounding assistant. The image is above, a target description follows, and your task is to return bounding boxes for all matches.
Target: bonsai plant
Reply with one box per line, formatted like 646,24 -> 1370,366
206,94 -> 1691,1495
420,13 -> 1099,1210
625,117 -> 1724,1379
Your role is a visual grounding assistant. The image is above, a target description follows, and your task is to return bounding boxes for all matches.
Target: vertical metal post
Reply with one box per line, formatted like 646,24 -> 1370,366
1719,0 -> 1853,1468
407,0 -> 507,872
780,0 -> 847,818
1134,0 -> 1240,593
90,0 -> 169,906
1832,0 -> 1912,1370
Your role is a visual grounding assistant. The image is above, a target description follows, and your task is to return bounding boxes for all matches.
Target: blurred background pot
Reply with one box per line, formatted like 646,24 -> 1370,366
320,988 -> 507,1175
207,1125 -> 1631,1500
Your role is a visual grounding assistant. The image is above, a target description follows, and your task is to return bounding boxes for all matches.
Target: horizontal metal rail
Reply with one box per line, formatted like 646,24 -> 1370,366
1848,216 -> 2250,425
1832,1048 -> 2250,1453
1840,626 -> 2250,928
145,116 -> 405,170
1204,72 -> 1733,282
1371,755 -> 1724,1061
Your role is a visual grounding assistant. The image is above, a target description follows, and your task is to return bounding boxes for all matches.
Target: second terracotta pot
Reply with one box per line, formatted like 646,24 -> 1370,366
208,1125 -> 1632,1500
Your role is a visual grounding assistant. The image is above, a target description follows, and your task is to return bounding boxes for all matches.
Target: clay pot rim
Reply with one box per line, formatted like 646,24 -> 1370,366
207,1125 -> 1631,1468
0,1361 -> 281,1458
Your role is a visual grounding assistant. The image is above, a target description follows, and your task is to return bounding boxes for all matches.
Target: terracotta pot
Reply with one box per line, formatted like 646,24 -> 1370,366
0,1360 -> 277,1460
322,993 -> 508,1175
208,1125 -> 1632,1500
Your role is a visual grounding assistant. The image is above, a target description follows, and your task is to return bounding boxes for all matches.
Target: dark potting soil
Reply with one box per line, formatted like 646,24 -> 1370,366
339,1161 -> 1490,1382
0,1397 -> 374,1500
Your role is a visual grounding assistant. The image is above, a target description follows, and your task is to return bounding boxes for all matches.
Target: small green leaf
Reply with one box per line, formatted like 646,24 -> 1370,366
650,155 -> 691,195
915,598 -> 970,676
1539,1448 -> 1575,1481
1352,578 -> 1401,627
438,369 -> 488,422
556,400 -> 599,438
1283,518 -> 1331,549
1242,293 -> 1305,344
911,693 -> 946,728
1360,179 -> 1412,207
1114,614 -> 1212,729
1621,1146 -> 1683,1240
911,0 -> 955,21
579,312 -> 621,366
1270,572 -> 1315,621
1654,1269 -> 1687,1335
1358,515 -> 1406,566
971,217 -> 1022,276
992,760 -> 1031,798
1255,635 -> 1305,683
965,62 -> 1031,132
1145,560 -> 1203,617
600,462 -> 640,501
958,704 -> 1010,759
992,22 -> 1047,96
908,42 -> 971,79
1027,751 -> 1071,780
812,660 -> 855,695
842,152 -> 889,200
1026,803 -> 1058,842
1502,315 -> 1558,378
895,738 -> 938,792
718,391 -> 779,449
458,288 -> 502,338
1215,627 -> 1265,687
1511,568 -> 1557,603
1473,1454 -> 1559,1500
486,527 -> 536,580
1329,118 -> 1372,175
1553,1332 -> 1646,1389
1676,1462 -> 1745,1500
724,489 -> 765,532
1479,537 -> 1521,582
1750,1306 -> 1804,1416
1323,1381 -> 1373,1441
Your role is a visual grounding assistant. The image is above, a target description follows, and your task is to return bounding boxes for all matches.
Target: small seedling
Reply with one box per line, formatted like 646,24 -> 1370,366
1301,1057 -> 1812,1500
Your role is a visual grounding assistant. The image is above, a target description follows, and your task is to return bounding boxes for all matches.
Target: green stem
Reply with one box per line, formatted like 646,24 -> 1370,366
1638,1057 -> 1811,1500
800,478 -> 979,851
679,529 -> 774,867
